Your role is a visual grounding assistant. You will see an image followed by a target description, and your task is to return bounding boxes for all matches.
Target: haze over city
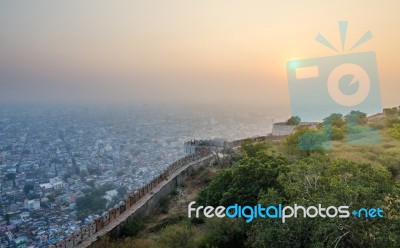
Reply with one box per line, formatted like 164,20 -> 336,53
0,0 -> 399,107
2,1 -> 400,248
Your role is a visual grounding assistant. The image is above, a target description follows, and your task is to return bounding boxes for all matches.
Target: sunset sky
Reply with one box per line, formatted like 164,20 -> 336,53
0,1 -> 399,107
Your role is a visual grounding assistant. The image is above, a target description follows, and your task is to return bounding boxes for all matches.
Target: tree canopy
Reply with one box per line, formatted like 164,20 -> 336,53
286,116 -> 301,125
195,140 -> 400,247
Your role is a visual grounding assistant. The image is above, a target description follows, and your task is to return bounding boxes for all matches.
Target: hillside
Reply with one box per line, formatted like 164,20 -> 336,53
104,108 -> 400,248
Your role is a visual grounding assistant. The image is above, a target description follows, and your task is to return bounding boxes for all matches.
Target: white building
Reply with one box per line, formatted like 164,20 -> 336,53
39,183 -> 53,194
184,141 -> 196,155
20,212 -> 30,222
24,199 -> 40,210
49,177 -> 66,191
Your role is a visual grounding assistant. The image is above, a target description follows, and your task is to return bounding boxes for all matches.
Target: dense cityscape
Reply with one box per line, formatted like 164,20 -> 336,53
0,105 -> 286,247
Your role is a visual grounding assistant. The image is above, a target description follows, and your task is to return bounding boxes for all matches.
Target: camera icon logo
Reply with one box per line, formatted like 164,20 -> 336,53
287,52 -> 381,121
328,62 -> 370,107
286,21 -> 382,149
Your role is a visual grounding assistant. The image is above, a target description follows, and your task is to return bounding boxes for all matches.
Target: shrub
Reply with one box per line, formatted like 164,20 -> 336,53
157,222 -> 194,248
159,196 -> 170,214
196,218 -> 247,248
388,124 -> 400,140
331,127 -> 345,140
121,219 -> 144,237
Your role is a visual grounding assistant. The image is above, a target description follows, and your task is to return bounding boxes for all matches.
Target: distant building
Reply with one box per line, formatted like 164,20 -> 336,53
39,177 -> 66,194
3,180 -> 13,188
12,236 -> 27,248
20,212 -> 30,222
49,177 -> 66,191
184,140 -> 196,155
39,183 -> 53,194
24,199 -> 40,210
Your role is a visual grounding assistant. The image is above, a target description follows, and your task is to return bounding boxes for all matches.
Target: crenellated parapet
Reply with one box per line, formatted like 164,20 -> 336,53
56,136 -> 288,247
226,135 -> 284,148
55,148 -> 212,247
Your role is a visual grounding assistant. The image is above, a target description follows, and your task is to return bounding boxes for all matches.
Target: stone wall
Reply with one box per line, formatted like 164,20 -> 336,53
226,135 -> 284,148
48,148 -> 213,248
49,135 -> 284,248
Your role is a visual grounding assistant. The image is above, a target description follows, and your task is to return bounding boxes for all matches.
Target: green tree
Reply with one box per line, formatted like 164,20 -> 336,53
285,116 -> 301,125
197,154 -> 285,206
76,187 -> 109,220
323,113 -> 346,128
331,126 -> 345,140
284,126 -> 327,157
345,110 -> 367,125
384,107 -> 399,116
240,141 -> 270,158
248,155 -> 400,248
23,184 -> 34,194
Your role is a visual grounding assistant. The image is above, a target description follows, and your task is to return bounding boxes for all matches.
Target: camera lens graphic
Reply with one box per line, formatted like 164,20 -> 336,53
327,63 -> 370,107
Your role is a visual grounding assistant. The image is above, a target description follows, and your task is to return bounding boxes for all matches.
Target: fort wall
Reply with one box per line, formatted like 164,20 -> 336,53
49,135 -> 284,248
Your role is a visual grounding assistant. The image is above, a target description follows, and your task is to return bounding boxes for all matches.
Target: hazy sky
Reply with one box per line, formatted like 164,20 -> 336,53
0,1 -> 399,107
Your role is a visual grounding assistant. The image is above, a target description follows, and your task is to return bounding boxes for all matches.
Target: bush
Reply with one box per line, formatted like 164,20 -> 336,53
285,116 -> 301,125
196,218 -> 247,248
169,189 -> 178,197
240,141 -> 270,158
386,117 -> 400,128
284,127 -> 328,157
100,237 -> 156,248
388,124 -> 400,140
369,122 -> 385,130
331,127 -> 345,140
157,222 -> 194,248
159,196 -> 170,214
384,107 -> 399,116
121,219 -> 144,237
387,164 -> 400,178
